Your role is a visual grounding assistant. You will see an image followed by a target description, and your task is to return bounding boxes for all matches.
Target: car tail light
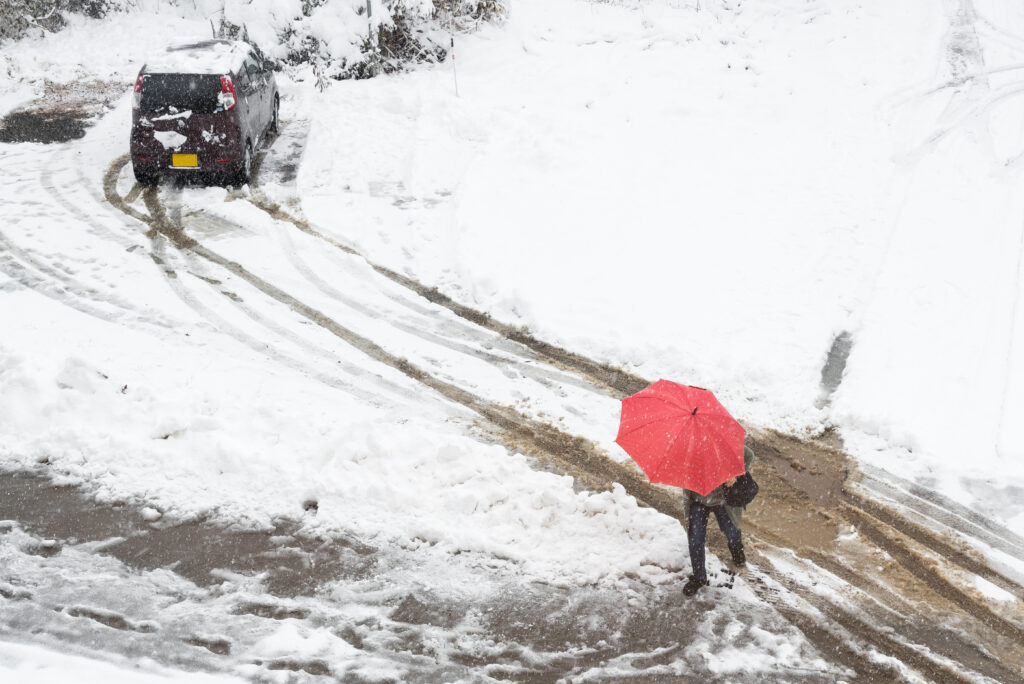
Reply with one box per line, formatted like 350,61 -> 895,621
219,76 -> 237,112
132,75 -> 143,109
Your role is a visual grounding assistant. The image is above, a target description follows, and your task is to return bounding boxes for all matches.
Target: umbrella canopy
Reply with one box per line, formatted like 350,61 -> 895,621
615,380 -> 746,496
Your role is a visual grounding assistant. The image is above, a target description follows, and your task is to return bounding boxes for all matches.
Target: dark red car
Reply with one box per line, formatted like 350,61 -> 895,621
130,39 -> 279,186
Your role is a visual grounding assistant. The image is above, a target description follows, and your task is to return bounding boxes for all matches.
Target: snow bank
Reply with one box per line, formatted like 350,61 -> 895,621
0,639 -> 243,684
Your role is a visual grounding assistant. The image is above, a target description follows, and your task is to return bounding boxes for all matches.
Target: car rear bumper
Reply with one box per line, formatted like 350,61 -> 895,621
130,112 -> 243,174
130,145 -> 244,172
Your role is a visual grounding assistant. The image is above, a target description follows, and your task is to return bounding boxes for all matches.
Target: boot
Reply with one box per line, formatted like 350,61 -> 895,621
729,543 -> 746,567
683,575 -> 708,597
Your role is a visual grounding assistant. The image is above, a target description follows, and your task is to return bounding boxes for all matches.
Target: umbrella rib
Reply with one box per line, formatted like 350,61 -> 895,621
684,417 -> 700,491
706,420 -> 743,479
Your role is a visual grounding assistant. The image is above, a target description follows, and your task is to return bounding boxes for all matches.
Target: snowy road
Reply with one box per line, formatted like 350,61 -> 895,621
5,0 -> 1024,673
1,93 -> 1022,681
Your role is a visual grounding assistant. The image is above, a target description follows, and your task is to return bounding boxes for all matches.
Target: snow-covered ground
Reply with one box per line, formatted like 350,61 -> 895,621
3,0 -> 1024,679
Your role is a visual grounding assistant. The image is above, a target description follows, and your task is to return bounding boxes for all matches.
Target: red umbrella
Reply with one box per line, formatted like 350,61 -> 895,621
615,380 -> 745,496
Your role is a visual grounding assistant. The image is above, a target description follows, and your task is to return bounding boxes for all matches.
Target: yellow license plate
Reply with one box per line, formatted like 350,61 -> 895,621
171,153 -> 198,168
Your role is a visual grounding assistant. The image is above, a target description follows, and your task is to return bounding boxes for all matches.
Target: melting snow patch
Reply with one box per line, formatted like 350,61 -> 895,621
973,575 -> 1015,602
151,110 -> 192,122
250,622 -> 357,660
201,128 -> 224,144
140,507 -> 162,522
153,131 -> 187,150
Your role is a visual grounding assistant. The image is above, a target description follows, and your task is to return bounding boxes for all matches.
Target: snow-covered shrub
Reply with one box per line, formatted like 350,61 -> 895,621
211,0 -> 504,80
446,0 -> 506,24
65,0 -> 124,18
1,0 -> 133,41
1,0 -> 66,41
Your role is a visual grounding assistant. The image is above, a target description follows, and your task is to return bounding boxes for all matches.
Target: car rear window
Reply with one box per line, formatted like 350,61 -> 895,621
140,74 -> 222,114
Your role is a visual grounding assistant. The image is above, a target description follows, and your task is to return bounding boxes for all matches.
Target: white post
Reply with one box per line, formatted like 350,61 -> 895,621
449,0 -> 459,97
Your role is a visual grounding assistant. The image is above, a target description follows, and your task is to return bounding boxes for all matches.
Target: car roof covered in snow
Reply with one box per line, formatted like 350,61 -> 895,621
141,40 -> 251,75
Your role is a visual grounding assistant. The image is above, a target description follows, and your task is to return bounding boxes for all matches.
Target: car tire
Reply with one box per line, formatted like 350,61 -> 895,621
235,143 -> 253,186
270,95 -> 280,134
133,166 -> 158,187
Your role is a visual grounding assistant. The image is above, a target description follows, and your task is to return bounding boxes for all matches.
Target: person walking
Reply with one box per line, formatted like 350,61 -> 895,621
682,443 -> 754,597
613,380 -> 754,598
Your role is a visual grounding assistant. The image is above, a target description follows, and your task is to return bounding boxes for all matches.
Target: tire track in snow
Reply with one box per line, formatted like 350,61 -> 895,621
749,553 -> 1019,684
0,145 -> 173,335
37,148 -> 178,328
900,0 -> 994,156
262,205 -> 618,400
146,230 -> 400,407
24,146 -> 397,410
858,465 -> 1024,564
750,524 -> 1024,684
841,503 -> 1024,645
141,189 -> 618,451
250,120 -> 613,400
249,190 -> 650,398
90,155 -> 422,409
745,434 -> 1024,683
845,486 -> 1024,601
49,134 -> 422,407
0,229 -> 151,327
765,439 -> 1024,606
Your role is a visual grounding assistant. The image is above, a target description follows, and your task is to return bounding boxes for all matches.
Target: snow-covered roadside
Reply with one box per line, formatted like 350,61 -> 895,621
0,639 -> 242,684
297,0 -> 1024,534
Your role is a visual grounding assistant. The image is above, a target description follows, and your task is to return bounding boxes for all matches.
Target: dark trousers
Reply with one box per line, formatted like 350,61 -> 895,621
688,501 -> 743,581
